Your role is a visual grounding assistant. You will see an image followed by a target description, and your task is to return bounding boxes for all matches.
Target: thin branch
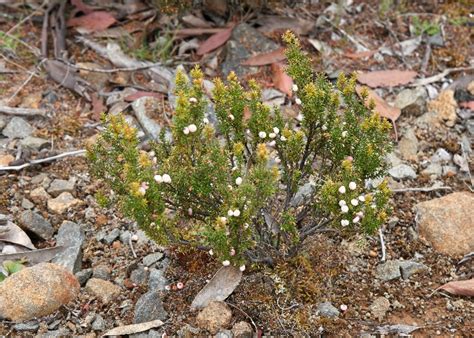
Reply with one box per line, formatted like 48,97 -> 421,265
128,236 -> 137,258
56,58 -> 165,73
0,106 -> 47,116
410,67 -> 474,87
7,59 -> 46,104
392,186 -> 452,193
379,228 -> 386,262
0,149 -> 86,171
225,302 -> 258,333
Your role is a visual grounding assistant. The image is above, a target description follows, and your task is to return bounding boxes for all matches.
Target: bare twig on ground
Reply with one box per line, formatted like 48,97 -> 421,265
0,149 -> 86,171
457,252 -> 474,266
0,53 -> 42,78
128,237 -> 137,258
6,0 -> 48,36
7,59 -> 46,104
322,17 -> 370,52
57,58 -> 165,73
410,67 -> 474,87
421,43 -> 431,74
226,302 -> 258,333
379,228 -> 386,262
392,186 -> 452,193
0,106 -> 47,116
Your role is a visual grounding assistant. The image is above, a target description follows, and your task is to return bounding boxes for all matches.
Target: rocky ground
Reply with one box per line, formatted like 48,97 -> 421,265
0,0 -> 473,336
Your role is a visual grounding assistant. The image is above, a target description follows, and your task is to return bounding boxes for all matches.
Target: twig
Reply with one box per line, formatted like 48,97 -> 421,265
129,236 -> 137,258
0,106 -> 47,116
410,67 -> 474,87
0,149 -> 85,171
378,228 -> 386,262
420,43 -> 431,74
457,252 -> 474,266
7,59 -> 46,104
392,186 -> 452,193
6,0 -> 48,35
0,53 -> 42,78
0,30 -> 41,57
322,17 -> 370,52
56,59 -> 165,74
225,302 -> 258,333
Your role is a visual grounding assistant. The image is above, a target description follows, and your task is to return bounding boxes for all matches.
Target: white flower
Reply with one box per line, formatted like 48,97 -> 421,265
222,260 -> 230,266
322,124 -> 327,131
183,127 -> 190,135
269,132 -> 276,139
176,281 -> 184,289
338,200 -> 346,207
233,209 -> 241,217
273,127 -> 280,134
275,157 -> 281,164
292,84 -> 298,92
269,140 -> 276,147
358,195 -> 366,202
351,199 -> 359,206
371,204 -> 376,209
138,187 -> 147,196
356,211 -> 364,217
340,304 -> 348,312
338,185 -> 346,194
243,223 -> 249,229
295,97 -> 302,105
203,117 -> 209,124
154,175 -> 163,183
258,131 -> 267,139
239,265 -> 246,272
188,208 -> 193,216
188,124 -> 197,133
349,181 -> 357,190
228,114 -> 235,121
131,234 -> 139,241
342,130 -> 348,137
165,285 -> 171,291
209,249 -> 214,255
246,129 -> 251,134
219,217 -> 227,224
353,216 -> 360,223
341,219 -> 349,226
189,97 -> 197,103
162,174 -> 171,183
341,205 -> 349,213
280,136 -> 287,141
235,177 -> 242,185
296,113 -> 303,121
230,248 -> 236,256
228,209 -> 235,217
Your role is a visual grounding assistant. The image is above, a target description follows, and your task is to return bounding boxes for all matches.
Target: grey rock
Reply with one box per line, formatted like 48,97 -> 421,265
92,314 -> 106,331
129,330 -> 162,338
0,213 -> 8,225
52,221 -> 85,273
18,210 -> 54,240
134,290 -> 168,324
120,230 -> 131,244
421,163 -> 442,177
148,268 -> 168,291
31,173 -> 50,186
130,265 -> 149,285
216,330 -> 233,338
21,198 -> 34,209
20,136 -> 51,151
431,148 -> 452,163
385,152 -> 403,167
131,97 -> 162,140
95,230 -> 106,242
442,165 -> 457,176
13,321 -> 39,331
0,116 -> 6,130
143,252 -> 164,267
389,164 -> 417,180
2,117 -> 34,139
75,268 -> 93,286
221,23 -> 280,78
394,87 -> 427,116
41,329 -> 71,337
376,260 -> 401,281
104,228 -> 121,244
316,302 -> 340,318
92,265 -> 111,280
177,324 -> 200,337
47,178 -> 75,197
399,261 -> 429,280
290,181 -> 316,207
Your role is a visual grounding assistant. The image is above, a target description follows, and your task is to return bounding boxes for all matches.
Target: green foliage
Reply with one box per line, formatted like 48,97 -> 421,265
0,260 -> 25,282
0,31 -> 19,53
88,31 -> 392,268
412,16 -> 441,36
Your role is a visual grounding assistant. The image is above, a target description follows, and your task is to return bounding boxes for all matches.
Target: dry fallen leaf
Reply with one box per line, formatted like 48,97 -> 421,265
67,11 -> 116,33
0,222 -> 35,250
0,246 -> 65,265
197,26 -> 234,56
191,266 -> 242,309
357,70 -> 418,88
356,85 -> 401,122
271,62 -> 293,97
242,48 -> 286,66
438,278 -> 474,297
345,50 -> 377,60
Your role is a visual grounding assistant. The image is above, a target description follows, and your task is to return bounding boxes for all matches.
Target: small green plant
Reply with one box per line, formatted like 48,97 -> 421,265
0,31 -> 19,53
0,260 -> 25,282
88,32 -> 392,269
131,30 -> 175,62
412,16 -> 441,36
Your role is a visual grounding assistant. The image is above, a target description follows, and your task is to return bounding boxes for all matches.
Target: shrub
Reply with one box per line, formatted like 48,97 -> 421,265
88,31 -> 392,269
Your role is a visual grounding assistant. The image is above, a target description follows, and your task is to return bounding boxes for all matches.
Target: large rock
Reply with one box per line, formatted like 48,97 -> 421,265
196,301 -> 232,334
415,192 -> 474,256
0,263 -> 79,321
394,87 -> 427,116
389,164 -> 417,180
47,178 -> 76,197
85,278 -> 121,304
221,23 -> 280,78
2,117 -> 34,139
133,290 -> 168,324
18,210 -> 54,240
20,136 -> 51,151
52,221 -> 85,273
47,192 -> 81,214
